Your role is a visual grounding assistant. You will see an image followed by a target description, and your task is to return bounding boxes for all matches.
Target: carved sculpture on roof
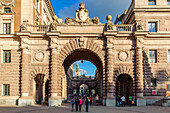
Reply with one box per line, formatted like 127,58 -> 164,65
64,3 -> 101,25
20,20 -> 29,31
136,20 -> 143,31
50,15 -> 63,31
0,0 -> 15,7
106,15 -> 114,31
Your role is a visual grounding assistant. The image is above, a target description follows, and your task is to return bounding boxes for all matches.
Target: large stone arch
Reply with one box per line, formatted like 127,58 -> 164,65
57,39 -> 104,101
58,39 -> 104,67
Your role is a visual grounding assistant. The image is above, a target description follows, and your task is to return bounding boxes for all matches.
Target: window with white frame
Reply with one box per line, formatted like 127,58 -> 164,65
3,50 -> 11,63
168,50 -> 170,63
149,50 -> 157,63
3,23 -> 11,34
4,7 -> 11,13
148,0 -> 156,5
3,84 -> 10,96
148,22 -> 157,32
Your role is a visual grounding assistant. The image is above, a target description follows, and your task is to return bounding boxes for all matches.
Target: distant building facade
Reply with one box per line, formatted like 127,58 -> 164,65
0,0 -> 170,107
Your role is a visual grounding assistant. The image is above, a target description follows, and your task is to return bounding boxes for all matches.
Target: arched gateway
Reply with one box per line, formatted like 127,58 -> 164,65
17,3 -> 153,107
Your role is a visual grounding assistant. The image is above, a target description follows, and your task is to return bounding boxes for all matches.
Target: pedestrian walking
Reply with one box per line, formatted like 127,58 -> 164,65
85,97 -> 90,112
71,97 -> 75,111
117,96 -> 121,107
79,97 -> 83,112
75,97 -> 80,111
95,94 -> 99,106
129,96 -> 132,106
121,95 -> 126,107
89,95 -> 92,105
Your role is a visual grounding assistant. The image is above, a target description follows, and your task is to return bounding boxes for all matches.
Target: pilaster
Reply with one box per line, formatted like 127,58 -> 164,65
106,37 -> 116,106
48,34 -> 62,106
17,33 -> 34,106
134,31 -> 147,106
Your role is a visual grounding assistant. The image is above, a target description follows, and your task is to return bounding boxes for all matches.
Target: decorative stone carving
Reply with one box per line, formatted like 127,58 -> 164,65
52,38 -> 58,44
106,15 -> 114,31
20,20 -> 29,31
34,51 -> 45,62
64,3 -> 101,25
136,20 -> 143,31
76,37 -> 85,48
118,51 -> 128,62
0,0 -> 15,7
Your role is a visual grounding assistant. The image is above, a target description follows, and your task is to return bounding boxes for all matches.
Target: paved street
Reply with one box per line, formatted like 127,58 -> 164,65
0,103 -> 170,113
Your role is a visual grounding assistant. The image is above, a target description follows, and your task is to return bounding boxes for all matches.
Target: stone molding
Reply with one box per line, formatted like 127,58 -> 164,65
31,66 -> 49,79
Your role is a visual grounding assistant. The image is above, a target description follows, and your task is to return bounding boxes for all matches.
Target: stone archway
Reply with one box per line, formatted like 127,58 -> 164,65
116,74 -> 133,105
49,39 -> 104,106
31,66 -> 49,104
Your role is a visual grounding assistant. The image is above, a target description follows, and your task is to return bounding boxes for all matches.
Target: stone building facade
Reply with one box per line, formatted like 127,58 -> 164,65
0,0 -> 170,106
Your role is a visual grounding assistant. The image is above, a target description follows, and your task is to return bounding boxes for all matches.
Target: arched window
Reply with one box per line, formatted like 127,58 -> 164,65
4,7 -> 11,13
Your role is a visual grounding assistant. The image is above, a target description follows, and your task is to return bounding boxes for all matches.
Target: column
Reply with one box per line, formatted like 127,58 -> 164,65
106,47 -> 115,106
19,48 -> 33,105
49,48 -> 62,106
136,46 -> 146,106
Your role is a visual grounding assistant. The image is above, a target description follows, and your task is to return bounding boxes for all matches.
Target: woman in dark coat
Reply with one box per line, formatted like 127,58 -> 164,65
75,97 -> 80,111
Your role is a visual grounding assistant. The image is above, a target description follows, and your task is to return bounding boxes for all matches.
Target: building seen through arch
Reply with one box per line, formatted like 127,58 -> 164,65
0,0 -> 170,107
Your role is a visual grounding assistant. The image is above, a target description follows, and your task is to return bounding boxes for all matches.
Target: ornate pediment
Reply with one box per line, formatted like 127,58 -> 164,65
65,3 -> 101,25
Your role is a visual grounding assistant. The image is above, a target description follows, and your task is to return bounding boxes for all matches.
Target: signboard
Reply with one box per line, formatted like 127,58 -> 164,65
152,90 -> 157,95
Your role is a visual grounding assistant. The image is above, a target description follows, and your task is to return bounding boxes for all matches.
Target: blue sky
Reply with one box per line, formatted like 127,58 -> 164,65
73,60 -> 96,76
50,0 -> 131,23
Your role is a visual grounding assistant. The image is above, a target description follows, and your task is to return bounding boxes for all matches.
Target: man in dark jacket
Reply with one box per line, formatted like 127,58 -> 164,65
75,97 -> 80,111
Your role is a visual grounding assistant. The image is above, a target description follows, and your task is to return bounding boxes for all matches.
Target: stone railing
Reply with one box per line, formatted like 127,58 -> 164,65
32,25 -> 50,32
116,24 -> 134,33
20,22 -> 50,33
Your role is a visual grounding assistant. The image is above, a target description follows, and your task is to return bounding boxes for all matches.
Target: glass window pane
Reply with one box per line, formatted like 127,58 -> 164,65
149,50 -> 156,63
3,50 -> 11,63
149,0 -> 156,5
148,22 -> 157,32
3,84 -> 10,96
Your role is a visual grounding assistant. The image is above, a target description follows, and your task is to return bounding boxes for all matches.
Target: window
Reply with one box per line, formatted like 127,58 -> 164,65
3,23 -> 11,34
3,84 -> 10,96
168,50 -> 170,63
148,22 -> 157,32
167,84 -> 170,91
151,78 -> 156,87
4,7 -> 11,13
3,50 -> 11,63
168,0 -> 170,5
149,50 -> 157,63
36,0 -> 40,11
148,0 -> 156,5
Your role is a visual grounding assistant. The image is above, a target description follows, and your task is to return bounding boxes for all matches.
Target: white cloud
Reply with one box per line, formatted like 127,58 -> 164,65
57,0 -> 131,23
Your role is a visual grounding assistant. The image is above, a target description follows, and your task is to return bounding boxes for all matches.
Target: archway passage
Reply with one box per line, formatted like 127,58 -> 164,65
116,74 -> 133,104
79,84 -> 89,96
35,74 -> 44,104
34,74 -> 49,104
63,49 -> 103,101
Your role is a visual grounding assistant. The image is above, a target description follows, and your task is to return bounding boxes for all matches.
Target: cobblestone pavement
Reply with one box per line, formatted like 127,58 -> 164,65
0,104 -> 170,113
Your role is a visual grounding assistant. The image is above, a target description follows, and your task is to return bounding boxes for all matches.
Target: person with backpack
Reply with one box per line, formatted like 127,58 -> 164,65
71,97 -> 75,111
